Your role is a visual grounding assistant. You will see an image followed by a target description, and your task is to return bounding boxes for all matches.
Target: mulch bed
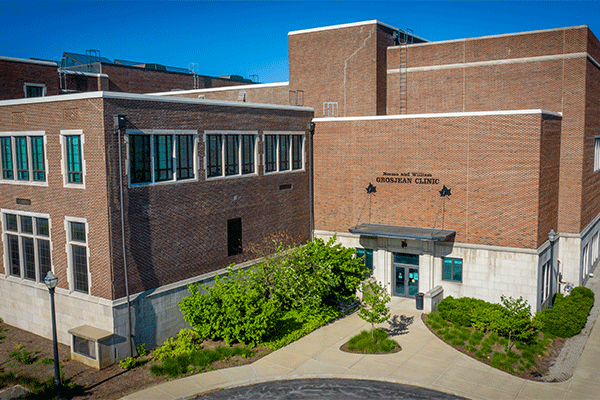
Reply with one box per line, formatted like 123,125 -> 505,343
0,321 -> 270,399
420,314 -> 566,381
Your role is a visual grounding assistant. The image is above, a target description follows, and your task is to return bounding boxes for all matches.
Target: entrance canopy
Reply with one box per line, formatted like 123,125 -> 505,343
349,223 -> 455,242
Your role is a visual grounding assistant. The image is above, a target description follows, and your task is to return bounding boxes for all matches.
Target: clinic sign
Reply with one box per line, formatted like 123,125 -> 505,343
376,172 -> 440,185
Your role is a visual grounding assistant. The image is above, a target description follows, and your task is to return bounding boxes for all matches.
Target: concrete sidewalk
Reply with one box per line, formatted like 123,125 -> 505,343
122,295 -> 600,400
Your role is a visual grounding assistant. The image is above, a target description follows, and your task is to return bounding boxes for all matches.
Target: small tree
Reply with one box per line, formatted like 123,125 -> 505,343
358,280 -> 391,338
498,295 -> 535,351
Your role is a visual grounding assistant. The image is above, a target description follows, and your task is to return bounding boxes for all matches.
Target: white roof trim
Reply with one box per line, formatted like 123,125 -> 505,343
314,109 -> 562,122
0,56 -> 57,67
0,91 -> 313,112
150,81 -> 289,96
388,52 -> 588,74
58,69 -> 108,78
388,25 -> 588,50
289,20 -> 399,36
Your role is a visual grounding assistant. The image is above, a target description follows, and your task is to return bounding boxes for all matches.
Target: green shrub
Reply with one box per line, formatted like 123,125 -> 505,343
9,344 -> 39,365
438,296 -> 487,327
136,343 -> 147,357
347,329 -> 400,354
468,330 -> 484,346
151,329 -> 203,361
150,346 -> 253,377
533,287 -> 595,338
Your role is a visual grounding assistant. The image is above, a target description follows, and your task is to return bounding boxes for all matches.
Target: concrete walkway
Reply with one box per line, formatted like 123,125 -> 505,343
122,291 -> 600,400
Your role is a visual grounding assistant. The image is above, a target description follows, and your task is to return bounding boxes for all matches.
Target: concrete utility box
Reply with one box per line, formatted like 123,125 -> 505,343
68,325 -> 114,369
424,286 -> 444,313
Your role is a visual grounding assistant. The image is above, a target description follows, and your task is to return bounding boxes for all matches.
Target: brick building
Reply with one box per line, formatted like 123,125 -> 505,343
2,19 -> 600,366
0,91 -> 312,365
164,20 -> 600,312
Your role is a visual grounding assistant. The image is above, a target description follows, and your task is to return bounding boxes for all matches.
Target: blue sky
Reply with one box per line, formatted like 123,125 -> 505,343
1,1 -> 599,83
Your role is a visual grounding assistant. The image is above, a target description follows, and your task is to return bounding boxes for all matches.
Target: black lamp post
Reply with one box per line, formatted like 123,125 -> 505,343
548,229 -> 558,309
44,271 -> 61,388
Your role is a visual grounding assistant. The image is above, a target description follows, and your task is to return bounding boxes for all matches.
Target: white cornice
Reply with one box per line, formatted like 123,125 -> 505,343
313,109 -> 561,122
388,25 -> 588,50
0,91 -> 313,112
0,56 -> 57,67
58,69 -> 108,78
150,81 -> 289,96
289,20 -> 404,36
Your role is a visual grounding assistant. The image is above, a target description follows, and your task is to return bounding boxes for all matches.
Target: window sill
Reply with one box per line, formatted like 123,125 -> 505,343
129,177 -> 199,188
0,180 -> 48,187
264,168 -> 305,175
205,172 -> 259,181
64,183 -> 86,189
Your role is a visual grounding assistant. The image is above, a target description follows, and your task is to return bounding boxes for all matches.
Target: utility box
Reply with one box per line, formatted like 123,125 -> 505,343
68,325 -> 114,370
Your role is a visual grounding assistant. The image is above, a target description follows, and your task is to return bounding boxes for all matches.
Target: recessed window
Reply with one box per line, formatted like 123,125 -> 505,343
442,257 -> 463,283
205,132 -> 257,179
594,137 -> 600,172
264,133 -> 304,173
60,130 -> 85,187
2,211 -> 52,283
24,83 -> 46,98
356,248 -> 373,273
66,219 -> 89,294
0,133 -> 46,184
128,131 -> 197,185
227,218 -> 242,256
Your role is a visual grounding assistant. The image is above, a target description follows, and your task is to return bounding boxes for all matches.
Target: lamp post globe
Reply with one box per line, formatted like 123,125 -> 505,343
45,270 -> 61,389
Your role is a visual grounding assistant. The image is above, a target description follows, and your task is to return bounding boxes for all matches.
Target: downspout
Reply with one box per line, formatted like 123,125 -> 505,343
308,121 -> 315,240
114,115 -> 133,358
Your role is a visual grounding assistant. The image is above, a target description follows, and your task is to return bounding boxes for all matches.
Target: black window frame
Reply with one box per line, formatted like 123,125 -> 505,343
205,133 -> 256,179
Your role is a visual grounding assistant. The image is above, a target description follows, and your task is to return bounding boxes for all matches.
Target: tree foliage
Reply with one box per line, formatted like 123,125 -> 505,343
358,280 -> 391,334
533,286 -> 595,338
179,236 -> 368,346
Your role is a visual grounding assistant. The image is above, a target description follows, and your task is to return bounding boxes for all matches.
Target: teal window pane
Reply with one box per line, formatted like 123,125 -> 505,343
224,135 -> 239,176
265,135 -> 277,172
130,135 -> 151,184
279,135 -> 290,171
31,136 -> 45,181
15,137 -> 29,180
66,135 -> 82,183
176,135 -> 194,180
394,253 -> 419,265
1,137 -> 13,180
206,135 -> 222,177
442,258 -> 453,281
241,135 -> 255,174
292,135 -> 303,170
453,259 -> 463,282
154,135 -> 173,182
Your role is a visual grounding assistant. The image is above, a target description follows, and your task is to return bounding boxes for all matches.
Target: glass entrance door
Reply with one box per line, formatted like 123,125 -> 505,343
393,253 -> 419,298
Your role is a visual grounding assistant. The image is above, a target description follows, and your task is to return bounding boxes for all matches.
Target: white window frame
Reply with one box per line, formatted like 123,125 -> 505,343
1,209 -> 53,285
594,136 -> 600,173
204,131 -> 258,180
65,216 -> 91,294
126,129 -> 199,187
60,130 -> 86,189
23,83 -> 47,98
263,131 -> 305,174
0,131 -> 48,186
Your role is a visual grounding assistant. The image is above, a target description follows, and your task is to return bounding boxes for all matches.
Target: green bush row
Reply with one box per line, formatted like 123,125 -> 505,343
533,286 -> 595,338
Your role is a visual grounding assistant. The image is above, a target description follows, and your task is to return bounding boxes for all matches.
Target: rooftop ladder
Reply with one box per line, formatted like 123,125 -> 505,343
397,29 -> 413,114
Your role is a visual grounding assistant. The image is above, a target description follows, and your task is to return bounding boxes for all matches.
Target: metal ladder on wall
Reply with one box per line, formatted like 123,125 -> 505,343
398,29 -> 413,114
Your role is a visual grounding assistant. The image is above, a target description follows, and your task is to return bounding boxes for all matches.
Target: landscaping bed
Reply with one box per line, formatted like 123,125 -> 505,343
0,320 -> 270,400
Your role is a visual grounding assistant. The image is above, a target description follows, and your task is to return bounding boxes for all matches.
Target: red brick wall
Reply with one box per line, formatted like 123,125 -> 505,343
0,97 -> 113,299
313,113 -> 553,249
581,59 -> 600,230
289,22 -> 393,118
102,64 -> 249,94
161,84 -> 291,106
103,98 -> 313,298
538,115 -> 562,244
0,59 -> 59,100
